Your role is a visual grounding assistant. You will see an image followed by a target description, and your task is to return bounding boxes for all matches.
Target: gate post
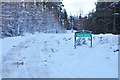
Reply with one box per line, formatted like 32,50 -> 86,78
74,36 -> 76,49
91,36 -> 92,47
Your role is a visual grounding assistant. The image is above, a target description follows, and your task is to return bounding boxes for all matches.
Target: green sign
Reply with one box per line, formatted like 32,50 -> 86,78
74,30 -> 92,49
75,33 -> 92,37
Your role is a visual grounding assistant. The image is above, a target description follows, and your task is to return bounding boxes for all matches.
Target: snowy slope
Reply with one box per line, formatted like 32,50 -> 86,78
2,31 -> 118,78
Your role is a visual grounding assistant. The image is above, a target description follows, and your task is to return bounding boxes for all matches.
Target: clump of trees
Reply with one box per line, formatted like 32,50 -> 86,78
2,2 -> 67,38
87,2 -> 120,34
63,2 -> 120,34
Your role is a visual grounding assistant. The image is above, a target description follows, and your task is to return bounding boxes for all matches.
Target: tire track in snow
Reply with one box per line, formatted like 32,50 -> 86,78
3,36 -> 50,78
2,38 -> 35,78
23,38 -> 50,78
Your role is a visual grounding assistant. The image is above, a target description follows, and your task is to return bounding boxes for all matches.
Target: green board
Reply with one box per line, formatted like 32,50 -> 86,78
74,30 -> 92,49
75,33 -> 92,37
75,30 -> 92,37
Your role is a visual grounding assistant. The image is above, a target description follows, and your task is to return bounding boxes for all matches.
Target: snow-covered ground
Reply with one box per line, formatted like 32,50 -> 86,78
0,38 -> 2,79
2,31 -> 119,78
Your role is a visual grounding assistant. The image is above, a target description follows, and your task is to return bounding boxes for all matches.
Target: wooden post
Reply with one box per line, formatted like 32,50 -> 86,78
74,34 -> 76,49
91,36 -> 92,47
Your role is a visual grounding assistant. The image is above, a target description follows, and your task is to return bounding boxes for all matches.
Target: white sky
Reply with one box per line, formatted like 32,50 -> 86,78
62,0 -> 97,17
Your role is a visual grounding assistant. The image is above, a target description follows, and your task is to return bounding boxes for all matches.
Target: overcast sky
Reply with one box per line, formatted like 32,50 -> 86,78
62,0 -> 97,17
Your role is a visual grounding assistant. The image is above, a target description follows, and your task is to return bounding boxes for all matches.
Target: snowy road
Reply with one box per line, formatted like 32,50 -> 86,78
2,32 -> 118,78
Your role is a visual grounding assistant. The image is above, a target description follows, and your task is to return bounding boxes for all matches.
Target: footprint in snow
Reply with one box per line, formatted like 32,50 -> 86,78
106,57 -> 111,61
13,45 -> 16,47
25,46 -> 28,48
49,55 -> 51,57
44,64 -> 47,66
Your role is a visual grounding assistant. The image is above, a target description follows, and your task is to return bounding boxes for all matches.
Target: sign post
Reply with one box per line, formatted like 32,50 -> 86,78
74,30 -> 92,49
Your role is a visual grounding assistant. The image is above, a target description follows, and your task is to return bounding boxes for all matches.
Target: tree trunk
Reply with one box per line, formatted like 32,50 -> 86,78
113,7 -> 116,34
